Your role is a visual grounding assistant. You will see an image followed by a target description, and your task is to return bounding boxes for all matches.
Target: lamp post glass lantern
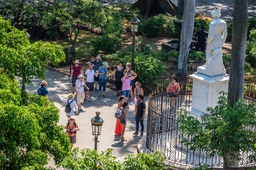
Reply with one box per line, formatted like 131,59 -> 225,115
130,16 -> 140,69
131,17 -> 140,32
91,111 -> 104,150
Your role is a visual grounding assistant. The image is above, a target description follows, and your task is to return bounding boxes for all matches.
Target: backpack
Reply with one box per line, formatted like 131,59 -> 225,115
115,108 -> 123,119
37,87 -> 44,96
65,100 -> 74,113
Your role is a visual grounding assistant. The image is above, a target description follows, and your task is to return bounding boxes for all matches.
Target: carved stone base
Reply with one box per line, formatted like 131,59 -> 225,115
189,72 -> 229,117
197,65 -> 226,77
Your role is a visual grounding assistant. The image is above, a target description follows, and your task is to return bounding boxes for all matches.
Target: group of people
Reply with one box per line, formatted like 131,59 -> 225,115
38,54 -> 180,149
54,55 -> 146,147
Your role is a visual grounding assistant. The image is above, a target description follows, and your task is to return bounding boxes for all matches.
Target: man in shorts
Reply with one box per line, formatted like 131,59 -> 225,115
84,65 -> 95,102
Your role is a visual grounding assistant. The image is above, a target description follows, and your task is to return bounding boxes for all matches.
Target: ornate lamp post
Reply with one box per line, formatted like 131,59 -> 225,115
130,16 -> 140,69
91,111 -> 104,150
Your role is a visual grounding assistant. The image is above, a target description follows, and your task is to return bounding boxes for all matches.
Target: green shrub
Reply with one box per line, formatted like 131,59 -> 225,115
90,35 -> 117,54
139,14 -> 178,37
124,151 -> 166,170
194,18 -> 210,33
223,54 -> 231,68
61,148 -> 166,170
188,51 -> 205,61
134,53 -> 166,84
226,21 -> 233,38
156,50 -> 179,61
248,18 -> 256,36
246,29 -> 256,68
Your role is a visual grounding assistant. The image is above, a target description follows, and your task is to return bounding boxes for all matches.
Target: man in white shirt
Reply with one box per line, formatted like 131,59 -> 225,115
75,74 -> 89,109
84,65 -> 96,102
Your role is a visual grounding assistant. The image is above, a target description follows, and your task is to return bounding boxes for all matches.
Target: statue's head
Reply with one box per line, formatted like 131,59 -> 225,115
211,8 -> 221,18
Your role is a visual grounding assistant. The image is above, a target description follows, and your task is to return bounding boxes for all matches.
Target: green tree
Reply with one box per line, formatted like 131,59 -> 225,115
0,74 -> 70,169
178,92 -> 256,169
0,17 -> 65,94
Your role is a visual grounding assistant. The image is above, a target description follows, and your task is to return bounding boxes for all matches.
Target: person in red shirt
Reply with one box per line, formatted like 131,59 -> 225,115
71,60 -> 83,93
66,116 -> 79,151
167,77 -> 180,109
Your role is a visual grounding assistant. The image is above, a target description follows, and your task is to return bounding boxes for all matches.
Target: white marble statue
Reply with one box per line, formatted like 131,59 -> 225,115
205,8 -> 227,67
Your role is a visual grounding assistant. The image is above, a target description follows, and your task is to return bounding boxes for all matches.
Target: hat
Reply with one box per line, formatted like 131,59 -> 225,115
41,80 -> 47,86
70,116 -> 75,120
77,74 -> 83,78
68,93 -> 75,99
138,95 -> 144,101
74,60 -> 80,64
96,55 -> 102,60
102,62 -> 109,67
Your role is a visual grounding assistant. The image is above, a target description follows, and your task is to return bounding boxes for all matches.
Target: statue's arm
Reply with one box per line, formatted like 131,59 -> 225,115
222,24 -> 227,45
207,24 -> 214,44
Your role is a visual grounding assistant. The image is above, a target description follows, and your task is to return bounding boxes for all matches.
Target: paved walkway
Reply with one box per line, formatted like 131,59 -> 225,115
172,0 -> 256,20
25,68 -> 148,168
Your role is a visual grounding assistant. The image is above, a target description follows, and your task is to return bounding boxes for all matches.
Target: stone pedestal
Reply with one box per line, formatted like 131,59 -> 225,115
190,66 -> 229,117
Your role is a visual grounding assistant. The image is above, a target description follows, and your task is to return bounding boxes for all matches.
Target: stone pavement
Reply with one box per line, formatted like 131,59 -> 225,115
25,68 -> 148,168
172,0 -> 256,20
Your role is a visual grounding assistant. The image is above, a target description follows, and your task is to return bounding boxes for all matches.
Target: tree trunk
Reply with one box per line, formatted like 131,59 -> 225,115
132,0 -> 177,18
228,0 -> 248,106
177,0 -> 195,77
177,0 -> 184,17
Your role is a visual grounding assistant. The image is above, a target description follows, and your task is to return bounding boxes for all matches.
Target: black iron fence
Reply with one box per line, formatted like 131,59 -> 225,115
147,92 -> 256,169
144,77 -> 193,96
145,76 -> 256,99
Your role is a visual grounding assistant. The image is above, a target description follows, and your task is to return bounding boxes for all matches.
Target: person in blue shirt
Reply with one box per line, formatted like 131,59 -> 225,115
91,55 -> 103,91
98,62 -> 109,98
37,80 -> 48,97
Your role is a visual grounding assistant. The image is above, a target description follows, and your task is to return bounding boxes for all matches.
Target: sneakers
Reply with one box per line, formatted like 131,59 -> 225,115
94,88 -> 98,92
140,132 -> 143,136
102,95 -> 106,98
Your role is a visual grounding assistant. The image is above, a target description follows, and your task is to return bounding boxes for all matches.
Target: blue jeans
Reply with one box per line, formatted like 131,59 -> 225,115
135,117 -> 144,132
99,78 -> 107,91
122,90 -> 130,98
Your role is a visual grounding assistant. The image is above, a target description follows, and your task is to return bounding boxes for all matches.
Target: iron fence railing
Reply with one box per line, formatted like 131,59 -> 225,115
147,92 -> 256,169
145,77 -> 256,99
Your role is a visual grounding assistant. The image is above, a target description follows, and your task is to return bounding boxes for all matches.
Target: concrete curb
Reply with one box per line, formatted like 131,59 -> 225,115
137,136 -> 151,154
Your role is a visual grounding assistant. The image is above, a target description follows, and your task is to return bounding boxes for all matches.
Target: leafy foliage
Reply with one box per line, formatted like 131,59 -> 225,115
124,151 -> 166,170
61,148 -> 122,169
90,35 -> 118,54
194,17 -> 210,33
188,51 -> 205,61
134,53 -> 166,82
178,92 -> 256,167
0,74 -> 70,169
0,17 -> 65,93
105,44 -> 166,86
246,29 -> 256,72
248,18 -> 256,36
61,148 -> 165,170
139,14 -> 179,37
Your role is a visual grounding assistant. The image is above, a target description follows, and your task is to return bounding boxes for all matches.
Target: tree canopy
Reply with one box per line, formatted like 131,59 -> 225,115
178,92 -> 256,168
0,17 -> 65,94
0,73 -> 70,169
